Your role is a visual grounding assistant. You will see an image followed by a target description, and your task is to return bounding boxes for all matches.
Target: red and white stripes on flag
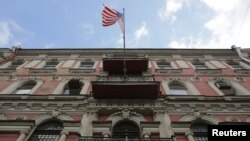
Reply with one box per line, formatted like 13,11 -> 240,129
102,6 -> 125,34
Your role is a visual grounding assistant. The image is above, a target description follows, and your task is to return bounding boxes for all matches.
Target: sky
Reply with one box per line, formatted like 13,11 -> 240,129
0,0 -> 250,49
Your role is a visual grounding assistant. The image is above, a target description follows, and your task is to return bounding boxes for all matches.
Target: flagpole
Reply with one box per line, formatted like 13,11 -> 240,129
123,8 -> 127,79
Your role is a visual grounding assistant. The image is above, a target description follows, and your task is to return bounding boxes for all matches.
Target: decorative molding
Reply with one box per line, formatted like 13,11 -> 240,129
226,116 -> 240,122
107,110 -> 146,127
179,113 -> 220,125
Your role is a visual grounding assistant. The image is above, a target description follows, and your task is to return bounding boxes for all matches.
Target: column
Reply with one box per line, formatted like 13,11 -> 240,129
185,131 -> 195,141
154,111 -> 174,138
59,130 -> 69,141
80,111 -> 97,136
16,129 -> 29,141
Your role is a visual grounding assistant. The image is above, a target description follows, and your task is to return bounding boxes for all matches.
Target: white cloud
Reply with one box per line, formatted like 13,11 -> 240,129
201,0 -> 239,12
168,37 -> 202,48
158,0 -> 183,22
0,22 -> 11,46
44,43 -> 55,49
168,0 -> 250,49
169,41 -> 187,48
134,22 -> 149,41
82,23 -> 94,35
201,0 -> 250,48
116,34 -> 123,48
0,20 -> 33,48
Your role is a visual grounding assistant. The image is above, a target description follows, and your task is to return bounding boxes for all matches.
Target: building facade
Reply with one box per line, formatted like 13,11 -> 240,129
0,47 -> 250,141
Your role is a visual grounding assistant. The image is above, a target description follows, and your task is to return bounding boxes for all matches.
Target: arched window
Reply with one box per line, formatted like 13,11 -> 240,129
29,120 -> 63,141
190,122 -> 208,141
214,81 -> 236,95
113,120 -> 140,139
169,82 -> 188,95
12,81 -> 37,94
63,79 -> 83,95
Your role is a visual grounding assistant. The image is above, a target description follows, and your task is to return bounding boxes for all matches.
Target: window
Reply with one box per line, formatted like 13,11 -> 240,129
169,83 -> 188,95
63,79 -> 83,95
157,62 -> 172,69
113,120 -> 140,139
227,62 -> 244,69
193,62 -> 208,69
191,123 -> 208,141
29,120 -> 63,141
12,82 -> 36,94
215,81 -> 236,95
9,60 -> 24,69
44,61 -> 58,69
79,62 -> 94,70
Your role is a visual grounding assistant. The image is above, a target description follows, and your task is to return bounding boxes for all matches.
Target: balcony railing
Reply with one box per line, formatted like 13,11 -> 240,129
78,137 -> 174,141
195,69 -> 222,74
155,68 -> 182,74
104,54 -> 147,59
0,68 -> 16,74
69,68 -> 95,73
234,69 -> 250,74
29,68 -> 56,74
97,75 -> 154,82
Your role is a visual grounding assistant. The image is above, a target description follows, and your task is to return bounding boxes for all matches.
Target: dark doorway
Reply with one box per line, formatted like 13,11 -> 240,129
113,120 -> 140,139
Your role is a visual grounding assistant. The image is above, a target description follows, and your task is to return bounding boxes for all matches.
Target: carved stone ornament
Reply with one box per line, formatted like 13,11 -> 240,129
52,111 -> 60,118
122,109 -> 130,119
0,113 -> 6,120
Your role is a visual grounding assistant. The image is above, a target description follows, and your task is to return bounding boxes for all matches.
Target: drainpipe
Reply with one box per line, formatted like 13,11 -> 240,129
231,45 -> 250,64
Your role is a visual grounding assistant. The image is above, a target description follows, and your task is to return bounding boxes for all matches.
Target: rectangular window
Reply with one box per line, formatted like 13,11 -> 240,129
44,61 -> 58,69
193,62 -> 208,69
227,62 -> 244,69
9,61 -> 24,69
79,62 -> 94,70
157,62 -> 172,69
169,89 -> 188,95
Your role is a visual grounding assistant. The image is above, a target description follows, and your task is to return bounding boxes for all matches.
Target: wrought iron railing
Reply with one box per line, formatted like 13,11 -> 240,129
97,75 -> 155,82
234,68 -> 250,74
69,68 -> 96,73
0,68 -> 16,73
29,68 -> 56,74
103,54 -> 148,59
78,137 -> 174,141
155,68 -> 182,74
195,69 -> 222,74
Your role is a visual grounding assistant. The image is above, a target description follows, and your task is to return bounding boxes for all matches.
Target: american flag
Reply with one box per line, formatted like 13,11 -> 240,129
102,6 -> 125,34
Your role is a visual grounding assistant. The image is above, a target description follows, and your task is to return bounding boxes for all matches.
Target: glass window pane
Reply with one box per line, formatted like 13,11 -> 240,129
15,89 -> 31,94
169,89 -> 188,95
169,84 -> 188,95
80,62 -> 94,69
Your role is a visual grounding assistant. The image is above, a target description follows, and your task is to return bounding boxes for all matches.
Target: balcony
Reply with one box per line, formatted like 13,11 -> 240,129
92,75 -> 160,99
0,68 -> 16,74
195,69 -> 222,74
78,137 -> 174,141
29,68 -> 56,74
69,68 -> 95,73
155,68 -> 182,74
103,54 -> 148,74
234,69 -> 250,74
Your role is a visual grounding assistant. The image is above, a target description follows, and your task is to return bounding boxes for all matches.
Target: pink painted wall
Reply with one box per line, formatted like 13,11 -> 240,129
0,133 -> 19,141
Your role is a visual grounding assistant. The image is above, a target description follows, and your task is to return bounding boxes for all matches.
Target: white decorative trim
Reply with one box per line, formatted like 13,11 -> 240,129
226,116 -> 240,122
208,78 -> 250,96
179,114 -> 219,125
107,110 -> 146,128
162,79 -> 201,95
35,114 -> 73,125
0,79 -> 43,94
